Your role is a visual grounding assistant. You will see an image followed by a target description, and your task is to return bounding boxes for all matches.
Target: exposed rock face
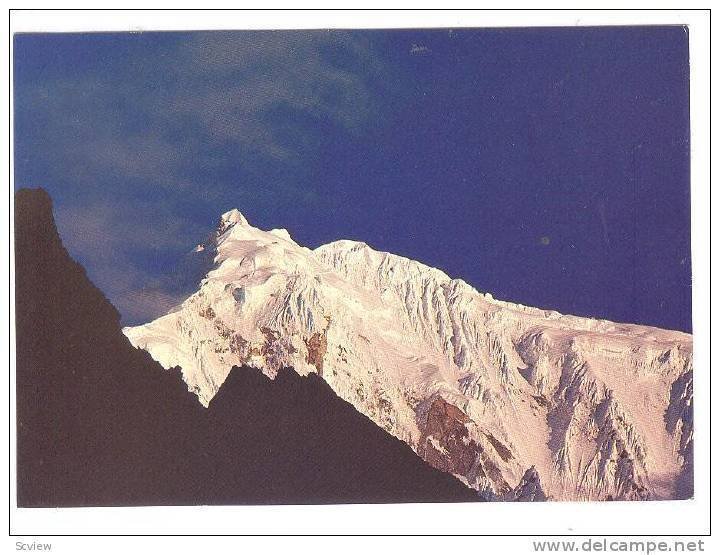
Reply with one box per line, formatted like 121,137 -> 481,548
509,467 -> 548,501
417,398 -> 511,499
124,207 -> 694,501
14,189 -> 477,507
419,398 -> 474,475
304,331 -> 328,376
665,366 -> 694,499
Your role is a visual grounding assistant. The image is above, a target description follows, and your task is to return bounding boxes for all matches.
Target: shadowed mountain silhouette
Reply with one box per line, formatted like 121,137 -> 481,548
15,188 -> 477,507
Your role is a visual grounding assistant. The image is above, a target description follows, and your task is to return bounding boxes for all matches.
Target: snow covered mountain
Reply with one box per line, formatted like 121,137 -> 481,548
124,209 -> 693,501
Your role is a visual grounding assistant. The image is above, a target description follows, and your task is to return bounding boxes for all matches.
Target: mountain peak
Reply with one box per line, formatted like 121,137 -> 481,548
218,208 -> 248,231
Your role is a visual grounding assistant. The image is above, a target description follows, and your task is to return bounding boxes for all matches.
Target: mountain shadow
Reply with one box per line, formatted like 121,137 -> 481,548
15,188 -> 478,507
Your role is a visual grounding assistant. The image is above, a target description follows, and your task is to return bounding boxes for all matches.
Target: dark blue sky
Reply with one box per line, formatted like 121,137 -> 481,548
14,27 -> 691,331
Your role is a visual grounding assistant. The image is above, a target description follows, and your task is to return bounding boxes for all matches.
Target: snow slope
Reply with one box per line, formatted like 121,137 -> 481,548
124,209 -> 693,501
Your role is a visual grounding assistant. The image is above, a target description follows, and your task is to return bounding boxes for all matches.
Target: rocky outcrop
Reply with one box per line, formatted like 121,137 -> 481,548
417,398 -> 511,497
304,331 -> 328,376
665,366 -> 694,499
509,467 -> 548,501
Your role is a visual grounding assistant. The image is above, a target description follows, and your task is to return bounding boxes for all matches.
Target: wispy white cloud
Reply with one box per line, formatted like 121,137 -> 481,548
16,31 -> 387,322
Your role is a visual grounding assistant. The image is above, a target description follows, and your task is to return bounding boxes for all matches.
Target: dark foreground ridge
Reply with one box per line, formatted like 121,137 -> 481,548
15,188 -> 478,507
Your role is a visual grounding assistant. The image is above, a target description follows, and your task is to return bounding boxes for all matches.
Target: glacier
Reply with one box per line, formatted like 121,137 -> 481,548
123,208 -> 693,501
